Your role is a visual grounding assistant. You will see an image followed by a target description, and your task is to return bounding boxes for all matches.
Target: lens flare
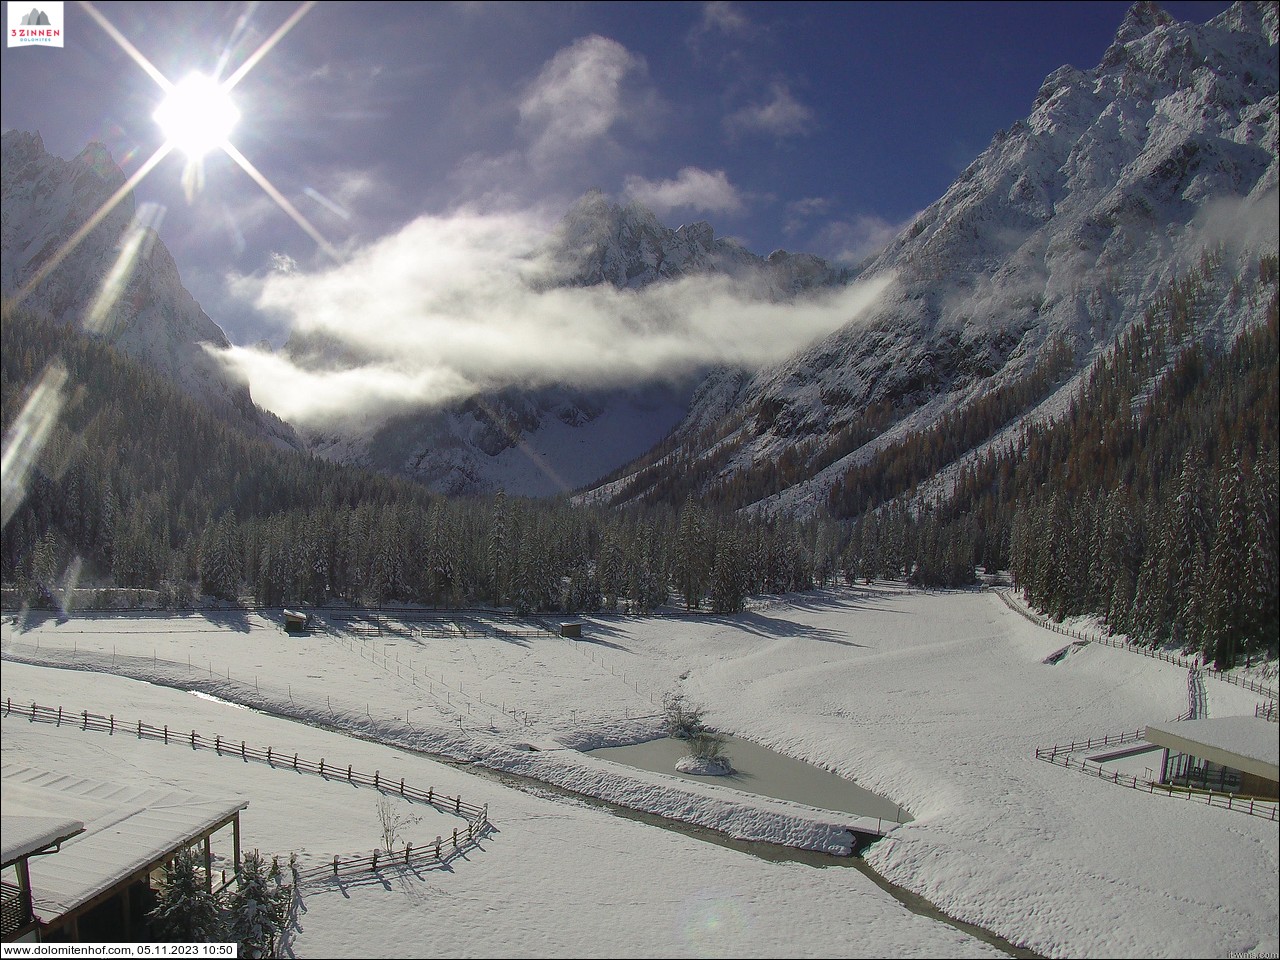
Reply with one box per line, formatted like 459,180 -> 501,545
153,73 -> 240,159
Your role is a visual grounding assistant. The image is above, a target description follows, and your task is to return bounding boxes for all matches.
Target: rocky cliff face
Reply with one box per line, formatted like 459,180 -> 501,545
588,0 -> 1278,514
1,129 -> 299,448
550,188 -> 851,295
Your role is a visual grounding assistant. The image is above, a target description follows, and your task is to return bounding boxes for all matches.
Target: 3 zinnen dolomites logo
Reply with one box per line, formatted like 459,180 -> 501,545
8,2 -> 64,47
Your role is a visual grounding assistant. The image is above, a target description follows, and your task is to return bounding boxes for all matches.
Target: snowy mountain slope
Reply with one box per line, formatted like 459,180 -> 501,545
587,0 -> 1279,515
297,193 -> 852,496
1,130 -> 299,449
551,188 -> 852,295
304,380 -> 694,498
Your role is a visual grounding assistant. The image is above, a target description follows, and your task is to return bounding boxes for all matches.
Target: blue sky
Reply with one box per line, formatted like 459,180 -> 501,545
2,1 -> 1235,348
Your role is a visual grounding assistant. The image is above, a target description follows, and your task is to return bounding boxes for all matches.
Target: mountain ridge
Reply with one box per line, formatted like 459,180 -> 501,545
584,0 -> 1278,516
1,128 -> 300,450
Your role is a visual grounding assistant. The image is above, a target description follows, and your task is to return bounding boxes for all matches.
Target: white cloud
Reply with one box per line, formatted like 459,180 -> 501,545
693,2 -> 754,39
815,213 -> 911,265
724,82 -> 814,139
518,35 -> 651,168
623,167 -> 744,217
216,210 -> 895,433
784,196 -> 833,235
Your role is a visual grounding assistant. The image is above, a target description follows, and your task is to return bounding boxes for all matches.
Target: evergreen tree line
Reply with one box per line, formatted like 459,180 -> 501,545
827,335 -> 1075,519
866,251 -> 1280,667
1,309 -> 841,613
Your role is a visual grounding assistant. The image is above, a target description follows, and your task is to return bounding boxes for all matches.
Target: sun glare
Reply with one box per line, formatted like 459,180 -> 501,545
153,73 -> 240,158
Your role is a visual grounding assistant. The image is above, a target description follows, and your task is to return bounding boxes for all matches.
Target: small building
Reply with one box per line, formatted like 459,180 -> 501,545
283,609 -> 310,633
1145,716 -> 1280,799
1,766 -> 247,942
559,622 -> 582,639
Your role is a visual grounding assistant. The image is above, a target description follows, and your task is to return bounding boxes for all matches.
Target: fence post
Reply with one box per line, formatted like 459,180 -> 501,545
405,843 -> 412,865
455,796 -> 461,814
435,837 -> 441,859
374,771 -> 379,790
216,735 -> 221,755
400,778 -> 405,796
452,828 -> 458,848
109,715 -> 113,735
191,731 -> 197,749
267,747 -> 272,766
56,706 -> 62,726
164,725 -> 168,744
320,759 -> 325,778
347,765 -> 352,782
371,850 -> 378,872
427,788 -> 433,804
333,856 -> 339,876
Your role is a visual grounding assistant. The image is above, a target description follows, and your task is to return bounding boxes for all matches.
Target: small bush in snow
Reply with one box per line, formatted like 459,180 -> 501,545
376,797 -> 421,853
662,691 -> 706,740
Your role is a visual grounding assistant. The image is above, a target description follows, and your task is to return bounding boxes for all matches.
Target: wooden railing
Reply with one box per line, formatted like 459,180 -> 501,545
1,698 -> 492,884
996,590 -> 1277,699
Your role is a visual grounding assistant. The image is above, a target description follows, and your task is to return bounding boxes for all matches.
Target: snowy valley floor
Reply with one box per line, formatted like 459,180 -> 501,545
1,583 -> 1276,959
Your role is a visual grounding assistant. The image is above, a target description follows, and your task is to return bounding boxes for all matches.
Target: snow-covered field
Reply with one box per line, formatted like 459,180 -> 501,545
2,584 -> 1276,959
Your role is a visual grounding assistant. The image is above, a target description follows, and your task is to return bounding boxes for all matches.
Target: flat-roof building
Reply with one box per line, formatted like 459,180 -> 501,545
1,764 -> 246,942
1145,716 -> 1280,800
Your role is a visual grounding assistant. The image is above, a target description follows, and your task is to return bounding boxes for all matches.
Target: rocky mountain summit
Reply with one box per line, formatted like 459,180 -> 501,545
588,0 -> 1278,514
550,188 -> 850,295
1,129 -> 298,448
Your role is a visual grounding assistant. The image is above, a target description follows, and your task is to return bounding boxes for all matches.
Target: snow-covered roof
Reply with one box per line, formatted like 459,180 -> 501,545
1145,717 -> 1280,781
1,815 -> 84,867
1,764 -> 247,922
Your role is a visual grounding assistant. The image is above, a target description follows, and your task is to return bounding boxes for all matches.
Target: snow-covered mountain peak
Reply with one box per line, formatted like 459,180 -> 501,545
1211,0 -> 1279,44
546,190 -> 849,295
2,130 -> 299,449
296,193 -> 853,495
585,0 -> 1278,516
1109,1 -> 1176,49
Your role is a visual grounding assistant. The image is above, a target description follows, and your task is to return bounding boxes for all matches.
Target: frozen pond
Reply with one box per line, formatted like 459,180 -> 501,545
586,735 -> 910,824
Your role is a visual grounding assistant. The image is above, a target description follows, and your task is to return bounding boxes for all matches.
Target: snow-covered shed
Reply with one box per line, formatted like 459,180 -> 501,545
283,609 -> 310,633
1145,716 -> 1280,799
1,764 -> 247,942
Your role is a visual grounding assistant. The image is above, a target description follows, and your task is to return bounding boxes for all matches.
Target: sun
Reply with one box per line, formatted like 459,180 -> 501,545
152,73 -> 240,159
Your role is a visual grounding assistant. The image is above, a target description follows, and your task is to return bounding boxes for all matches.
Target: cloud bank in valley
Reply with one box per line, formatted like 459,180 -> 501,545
216,211 -> 894,433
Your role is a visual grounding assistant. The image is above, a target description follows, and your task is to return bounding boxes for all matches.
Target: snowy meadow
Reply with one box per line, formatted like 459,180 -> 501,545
2,583 -> 1276,959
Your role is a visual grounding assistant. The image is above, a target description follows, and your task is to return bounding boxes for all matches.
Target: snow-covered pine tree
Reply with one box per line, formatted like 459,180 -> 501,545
710,530 -> 746,613
226,850 -> 295,960
1204,452 -> 1251,669
147,847 -> 225,942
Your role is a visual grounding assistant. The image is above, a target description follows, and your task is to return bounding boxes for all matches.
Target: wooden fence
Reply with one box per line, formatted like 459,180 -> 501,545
1,698 -> 493,883
1035,728 -> 1148,764
996,590 -> 1278,699
293,819 -> 488,883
